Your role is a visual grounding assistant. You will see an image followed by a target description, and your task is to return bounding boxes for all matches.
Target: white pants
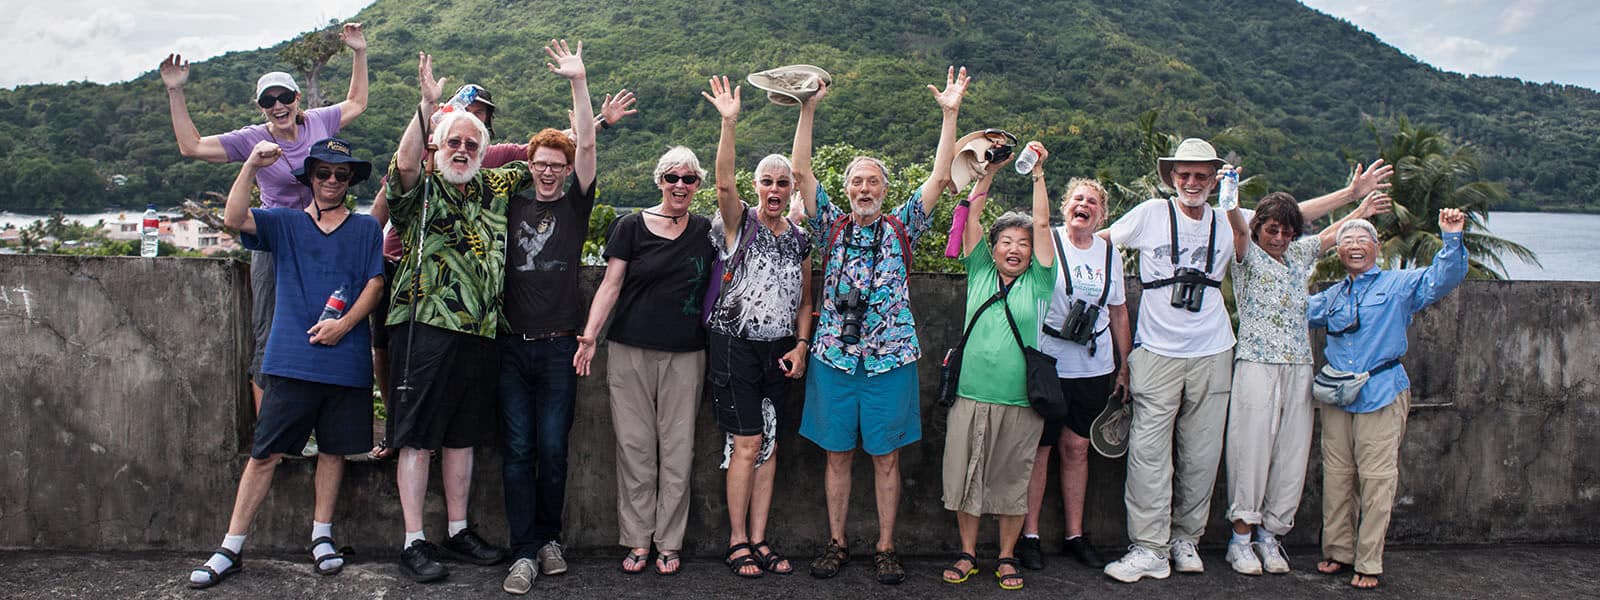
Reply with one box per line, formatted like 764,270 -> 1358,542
1123,347 -> 1232,553
1224,361 -> 1314,534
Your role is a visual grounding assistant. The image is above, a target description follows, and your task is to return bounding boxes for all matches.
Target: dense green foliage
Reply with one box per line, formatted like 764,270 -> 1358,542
2,0 -> 1597,215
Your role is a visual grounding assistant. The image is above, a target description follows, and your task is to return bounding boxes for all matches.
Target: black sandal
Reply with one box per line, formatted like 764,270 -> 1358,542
310,536 -> 344,576
750,541 -> 792,575
655,550 -> 682,576
187,547 -> 243,589
995,557 -> 1024,590
943,552 -> 978,584
1317,558 -> 1353,575
1352,571 -> 1382,590
725,543 -> 764,578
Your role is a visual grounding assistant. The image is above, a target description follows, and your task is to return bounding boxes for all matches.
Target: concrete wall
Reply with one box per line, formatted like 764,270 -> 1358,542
1,255 -> 1596,557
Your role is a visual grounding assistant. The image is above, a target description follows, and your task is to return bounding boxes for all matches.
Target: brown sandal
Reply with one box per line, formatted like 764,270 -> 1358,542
809,541 -> 848,579
874,550 -> 906,585
620,549 -> 649,574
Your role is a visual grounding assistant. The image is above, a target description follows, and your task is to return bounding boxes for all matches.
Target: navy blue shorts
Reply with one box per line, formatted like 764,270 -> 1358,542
707,331 -> 795,436
252,374 -> 373,459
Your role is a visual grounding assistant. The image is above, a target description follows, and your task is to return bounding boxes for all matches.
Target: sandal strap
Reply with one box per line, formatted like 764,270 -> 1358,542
213,546 -> 242,563
997,556 -> 1021,567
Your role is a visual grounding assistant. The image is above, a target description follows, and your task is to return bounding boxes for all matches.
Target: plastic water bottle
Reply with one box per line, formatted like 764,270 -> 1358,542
1014,146 -> 1039,175
438,85 -> 479,117
318,286 -> 349,322
1218,169 -> 1240,211
140,204 -> 159,258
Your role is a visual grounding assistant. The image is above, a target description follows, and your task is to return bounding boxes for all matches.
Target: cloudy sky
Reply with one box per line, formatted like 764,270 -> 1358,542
1,0 -> 1596,91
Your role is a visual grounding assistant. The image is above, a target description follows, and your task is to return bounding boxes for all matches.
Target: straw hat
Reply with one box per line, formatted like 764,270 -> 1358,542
1156,138 -> 1226,188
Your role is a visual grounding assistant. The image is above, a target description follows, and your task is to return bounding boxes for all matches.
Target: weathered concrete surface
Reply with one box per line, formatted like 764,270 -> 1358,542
2,546 -> 1595,599
2,255 -> 1597,558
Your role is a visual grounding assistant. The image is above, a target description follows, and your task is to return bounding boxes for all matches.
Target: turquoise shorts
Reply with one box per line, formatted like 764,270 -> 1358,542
799,356 -> 921,455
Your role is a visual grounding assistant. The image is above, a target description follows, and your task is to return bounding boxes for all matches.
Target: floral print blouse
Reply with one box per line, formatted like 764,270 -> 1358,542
1231,235 -> 1321,364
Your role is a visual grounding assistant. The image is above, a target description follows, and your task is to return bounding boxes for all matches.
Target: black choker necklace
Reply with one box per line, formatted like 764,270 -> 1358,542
643,209 -> 687,224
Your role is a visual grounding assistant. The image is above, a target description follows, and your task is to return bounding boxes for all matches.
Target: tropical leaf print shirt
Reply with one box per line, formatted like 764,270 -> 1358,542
807,185 -> 931,376
385,160 -> 533,338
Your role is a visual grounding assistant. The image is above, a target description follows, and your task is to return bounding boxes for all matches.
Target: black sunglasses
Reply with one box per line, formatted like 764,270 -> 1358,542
662,173 -> 700,185
257,90 -> 298,108
313,168 -> 353,183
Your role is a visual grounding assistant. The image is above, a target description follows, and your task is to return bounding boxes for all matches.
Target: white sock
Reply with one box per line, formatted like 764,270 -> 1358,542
1022,533 -> 1040,540
405,530 -> 426,550
1232,531 -> 1252,546
448,519 -> 468,537
190,534 -> 246,584
312,521 -> 343,571
1064,534 -> 1082,541
1257,529 -> 1277,544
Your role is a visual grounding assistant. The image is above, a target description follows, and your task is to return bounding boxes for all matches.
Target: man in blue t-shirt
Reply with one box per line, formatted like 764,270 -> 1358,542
185,137 -> 384,589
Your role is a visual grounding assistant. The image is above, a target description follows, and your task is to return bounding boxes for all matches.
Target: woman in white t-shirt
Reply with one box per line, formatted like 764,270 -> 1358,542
1015,177 -> 1132,571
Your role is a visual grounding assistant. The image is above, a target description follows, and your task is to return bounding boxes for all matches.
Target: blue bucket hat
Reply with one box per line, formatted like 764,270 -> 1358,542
293,137 -> 373,187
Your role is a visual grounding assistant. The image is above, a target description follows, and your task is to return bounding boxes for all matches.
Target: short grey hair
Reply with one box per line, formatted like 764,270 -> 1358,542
843,155 -> 889,182
432,111 -> 489,155
755,154 -> 793,177
1337,218 -> 1379,244
652,146 -> 707,182
988,211 -> 1034,246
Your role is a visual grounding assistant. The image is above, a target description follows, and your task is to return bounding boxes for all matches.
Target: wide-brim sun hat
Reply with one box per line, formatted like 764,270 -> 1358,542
1090,390 -> 1132,459
1156,137 -> 1226,190
950,129 -> 1018,191
254,71 -> 301,99
293,137 -> 373,187
746,64 -> 832,106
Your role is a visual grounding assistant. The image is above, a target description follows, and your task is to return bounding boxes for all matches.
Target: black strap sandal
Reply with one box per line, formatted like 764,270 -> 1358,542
943,552 -> 979,584
809,541 -> 848,579
620,548 -> 650,574
750,541 -> 792,575
310,536 -> 345,576
995,557 -> 1024,590
655,550 -> 682,576
187,546 -> 243,589
1352,571 -> 1382,590
725,543 -> 764,578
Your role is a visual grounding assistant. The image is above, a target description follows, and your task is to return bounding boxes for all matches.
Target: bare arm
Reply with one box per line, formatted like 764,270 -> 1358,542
1297,158 -> 1393,222
574,257 -> 628,376
1226,207 -> 1250,261
1027,141 -> 1053,267
160,54 -> 228,162
369,182 -> 390,228
307,274 -> 384,346
394,53 -> 446,195
222,141 -> 282,235
548,39 -> 595,189
919,66 -> 970,214
1317,191 -> 1392,253
781,255 -> 815,379
702,76 -> 743,243
961,170 -> 995,256
1109,302 -> 1132,396
335,23 -> 369,127
793,82 -> 826,219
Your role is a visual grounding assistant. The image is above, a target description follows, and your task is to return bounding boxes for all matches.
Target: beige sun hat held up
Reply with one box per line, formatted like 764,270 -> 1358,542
746,64 -> 832,106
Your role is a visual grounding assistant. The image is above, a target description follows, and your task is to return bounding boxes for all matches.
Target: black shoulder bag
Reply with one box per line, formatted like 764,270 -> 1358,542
998,284 -> 1070,421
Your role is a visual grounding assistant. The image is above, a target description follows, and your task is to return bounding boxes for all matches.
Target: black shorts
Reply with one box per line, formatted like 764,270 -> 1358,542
1040,372 -> 1114,445
370,259 -> 399,350
707,331 -> 795,437
385,322 -> 500,450
251,374 -> 373,459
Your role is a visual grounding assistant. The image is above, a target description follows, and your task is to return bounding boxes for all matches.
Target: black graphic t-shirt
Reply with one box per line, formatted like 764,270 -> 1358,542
602,211 -> 715,352
503,178 -> 596,335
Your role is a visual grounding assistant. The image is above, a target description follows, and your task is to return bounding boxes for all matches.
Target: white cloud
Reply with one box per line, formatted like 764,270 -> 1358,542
1497,0 -> 1543,35
1417,35 -> 1518,74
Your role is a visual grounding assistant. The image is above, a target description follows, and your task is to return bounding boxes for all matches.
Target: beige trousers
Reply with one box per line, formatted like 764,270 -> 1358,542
605,342 -> 704,550
1124,347 -> 1233,552
1225,361 -> 1315,534
1320,390 -> 1409,575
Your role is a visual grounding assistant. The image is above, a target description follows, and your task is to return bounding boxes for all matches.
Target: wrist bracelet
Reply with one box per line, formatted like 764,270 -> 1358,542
796,337 -> 810,346
967,191 -> 987,202
598,118 -> 611,130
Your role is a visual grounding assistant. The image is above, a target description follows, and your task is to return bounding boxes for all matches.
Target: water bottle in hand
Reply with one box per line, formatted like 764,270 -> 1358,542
319,286 -> 349,322
1218,169 -> 1240,211
1014,145 -> 1039,175
140,204 -> 160,258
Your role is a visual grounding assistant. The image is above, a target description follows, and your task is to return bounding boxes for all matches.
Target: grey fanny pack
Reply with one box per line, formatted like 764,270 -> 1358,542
1312,359 -> 1399,407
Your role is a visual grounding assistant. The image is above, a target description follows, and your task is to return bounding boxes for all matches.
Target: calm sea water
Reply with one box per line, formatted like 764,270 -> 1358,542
2,209 -> 1593,280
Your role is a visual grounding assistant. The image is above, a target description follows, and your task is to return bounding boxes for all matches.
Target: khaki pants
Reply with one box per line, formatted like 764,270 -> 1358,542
1320,390 -> 1409,575
1225,361 -> 1315,534
1124,347 -> 1233,552
605,342 -> 704,550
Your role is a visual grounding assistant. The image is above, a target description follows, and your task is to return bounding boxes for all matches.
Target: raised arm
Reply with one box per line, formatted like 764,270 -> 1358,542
701,75 -> 743,242
394,52 -> 446,195
222,141 -> 282,235
160,54 -> 228,162
1026,141 -> 1053,268
962,166 -> 998,257
1317,191 -> 1392,253
369,181 -> 390,228
793,82 -> 826,219
335,23 -> 369,126
1223,166 -> 1250,259
547,39 -> 595,189
919,66 -> 970,214
1296,158 -> 1393,222
574,257 -> 627,376
1406,208 -> 1469,311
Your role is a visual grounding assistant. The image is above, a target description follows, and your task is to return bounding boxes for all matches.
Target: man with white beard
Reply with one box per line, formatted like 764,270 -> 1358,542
382,51 -> 540,583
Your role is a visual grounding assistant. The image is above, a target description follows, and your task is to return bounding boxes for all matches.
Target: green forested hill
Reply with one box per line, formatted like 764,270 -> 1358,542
1,0 -> 1596,213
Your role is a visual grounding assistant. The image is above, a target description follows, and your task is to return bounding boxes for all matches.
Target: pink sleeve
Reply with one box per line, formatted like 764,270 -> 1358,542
483,143 -> 527,169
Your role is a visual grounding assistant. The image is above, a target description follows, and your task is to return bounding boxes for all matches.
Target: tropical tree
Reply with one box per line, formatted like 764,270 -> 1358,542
279,20 -> 346,108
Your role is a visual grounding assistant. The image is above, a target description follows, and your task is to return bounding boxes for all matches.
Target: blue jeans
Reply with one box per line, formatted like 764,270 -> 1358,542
498,335 -> 578,560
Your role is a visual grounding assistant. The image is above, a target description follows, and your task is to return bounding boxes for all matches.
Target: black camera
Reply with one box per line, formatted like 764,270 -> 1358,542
1060,299 -> 1102,345
1169,267 -> 1207,312
837,288 -> 868,345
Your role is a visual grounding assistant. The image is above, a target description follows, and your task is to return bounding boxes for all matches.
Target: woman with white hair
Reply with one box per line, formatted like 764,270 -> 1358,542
574,146 -> 716,576
940,141 -> 1055,591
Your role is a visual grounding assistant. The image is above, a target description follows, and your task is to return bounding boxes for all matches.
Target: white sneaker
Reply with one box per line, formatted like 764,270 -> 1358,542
1103,545 -> 1171,583
1256,538 -> 1290,574
1227,540 -> 1262,575
503,558 -> 536,595
1170,539 -> 1204,573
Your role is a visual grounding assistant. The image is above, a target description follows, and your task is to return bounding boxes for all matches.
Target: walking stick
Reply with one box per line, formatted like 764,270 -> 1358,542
395,106 -> 436,414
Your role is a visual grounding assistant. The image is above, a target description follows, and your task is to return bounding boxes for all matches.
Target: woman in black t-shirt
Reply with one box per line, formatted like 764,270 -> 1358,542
575,146 -> 714,575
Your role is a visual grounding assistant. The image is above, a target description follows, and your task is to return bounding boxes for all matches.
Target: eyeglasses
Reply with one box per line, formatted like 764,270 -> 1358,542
445,138 -> 481,153
531,161 -> 569,173
313,168 -> 353,183
662,173 -> 700,185
257,90 -> 298,108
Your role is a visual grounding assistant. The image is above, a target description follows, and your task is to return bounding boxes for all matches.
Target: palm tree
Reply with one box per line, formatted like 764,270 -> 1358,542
1316,117 -> 1536,280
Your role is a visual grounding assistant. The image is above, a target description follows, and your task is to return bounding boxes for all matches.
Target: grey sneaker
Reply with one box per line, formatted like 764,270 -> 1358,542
503,558 -> 536,594
1171,539 -> 1204,573
1256,538 -> 1290,574
537,541 -> 568,575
